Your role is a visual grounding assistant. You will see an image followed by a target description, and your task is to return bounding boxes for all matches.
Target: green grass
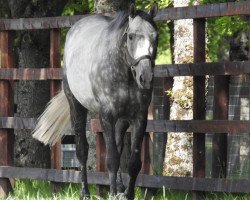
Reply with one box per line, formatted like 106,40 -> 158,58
1,180 -> 250,200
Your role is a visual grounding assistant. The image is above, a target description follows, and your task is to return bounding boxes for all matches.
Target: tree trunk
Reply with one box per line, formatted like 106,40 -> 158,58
94,0 -> 133,13
164,0 -> 194,177
0,0 -> 67,168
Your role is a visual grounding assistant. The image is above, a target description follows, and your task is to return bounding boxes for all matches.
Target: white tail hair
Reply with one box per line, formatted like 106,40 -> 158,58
32,90 -> 71,145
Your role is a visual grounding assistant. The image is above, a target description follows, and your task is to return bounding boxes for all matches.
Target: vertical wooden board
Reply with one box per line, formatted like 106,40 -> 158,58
193,18 -> 206,200
50,29 -> 62,170
141,133 -> 151,175
96,132 -> 108,196
0,31 -> 14,198
50,29 -> 62,193
50,29 -> 62,97
212,76 -> 229,178
152,77 -> 172,175
96,132 -> 106,172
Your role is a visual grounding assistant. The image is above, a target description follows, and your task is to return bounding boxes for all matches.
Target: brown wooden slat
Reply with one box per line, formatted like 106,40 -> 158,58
1,61 -> 250,80
0,166 -> 250,193
0,117 -> 90,131
96,132 -> 107,196
0,117 -> 37,130
212,76 -> 230,178
0,2 -> 250,30
154,61 -> 250,77
0,15 -> 85,30
0,31 -> 15,198
155,1 -> 250,21
0,68 -> 62,80
50,29 -> 62,193
91,119 -> 250,134
193,17 -> 206,200
1,117 -> 250,134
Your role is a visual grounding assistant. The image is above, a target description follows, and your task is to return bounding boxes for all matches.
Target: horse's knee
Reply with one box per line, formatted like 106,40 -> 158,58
76,144 -> 89,163
106,152 -> 120,172
128,151 -> 142,177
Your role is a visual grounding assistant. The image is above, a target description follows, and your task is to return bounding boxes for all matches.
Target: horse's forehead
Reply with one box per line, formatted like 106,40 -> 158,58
129,16 -> 155,33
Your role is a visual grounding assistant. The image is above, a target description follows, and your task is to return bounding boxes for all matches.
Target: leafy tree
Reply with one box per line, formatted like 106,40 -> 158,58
207,16 -> 248,61
190,0 -> 248,61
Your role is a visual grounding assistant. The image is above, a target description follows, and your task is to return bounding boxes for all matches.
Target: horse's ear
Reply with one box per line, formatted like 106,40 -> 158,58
129,3 -> 136,18
149,2 -> 158,18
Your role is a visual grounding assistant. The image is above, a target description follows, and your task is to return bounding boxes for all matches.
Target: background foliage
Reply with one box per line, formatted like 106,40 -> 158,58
190,0 -> 249,62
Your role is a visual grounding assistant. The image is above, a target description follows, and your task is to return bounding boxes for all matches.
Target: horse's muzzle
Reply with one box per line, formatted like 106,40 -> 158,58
134,59 -> 153,90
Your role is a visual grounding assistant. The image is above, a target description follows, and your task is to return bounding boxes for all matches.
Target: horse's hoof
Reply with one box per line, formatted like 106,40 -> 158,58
124,189 -> 134,200
80,190 -> 90,200
117,183 -> 126,193
80,195 -> 90,200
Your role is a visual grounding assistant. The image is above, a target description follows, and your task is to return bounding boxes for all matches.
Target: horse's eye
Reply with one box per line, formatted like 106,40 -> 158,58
128,34 -> 134,40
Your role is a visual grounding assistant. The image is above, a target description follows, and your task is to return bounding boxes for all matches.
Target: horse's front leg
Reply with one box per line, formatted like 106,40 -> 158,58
115,119 -> 130,193
100,111 -> 120,196
125,115 -> 147,200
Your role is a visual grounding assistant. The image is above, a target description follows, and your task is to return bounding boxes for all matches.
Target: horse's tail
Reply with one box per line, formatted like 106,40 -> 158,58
32,90 -> 70,145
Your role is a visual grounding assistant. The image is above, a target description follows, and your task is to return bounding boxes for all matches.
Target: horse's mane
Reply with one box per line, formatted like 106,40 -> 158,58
107,11 -> 129,31
106,10 -> 157,32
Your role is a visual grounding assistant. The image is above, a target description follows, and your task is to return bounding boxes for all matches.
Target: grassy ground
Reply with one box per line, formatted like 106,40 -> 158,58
1,180 -> 250,200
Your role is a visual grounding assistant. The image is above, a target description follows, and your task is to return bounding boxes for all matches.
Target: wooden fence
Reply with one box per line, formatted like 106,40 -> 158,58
0,1 -> 250,200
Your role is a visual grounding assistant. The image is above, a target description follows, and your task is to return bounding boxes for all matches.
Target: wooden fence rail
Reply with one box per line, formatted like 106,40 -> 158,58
1,118 -> 250,134
0,1 -> 250,30
0,1 -> 250,199
0,166 -> 250,193
1,61 -> 250,80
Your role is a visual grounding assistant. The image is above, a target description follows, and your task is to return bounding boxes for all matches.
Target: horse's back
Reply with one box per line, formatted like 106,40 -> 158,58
64,15 -> 111,112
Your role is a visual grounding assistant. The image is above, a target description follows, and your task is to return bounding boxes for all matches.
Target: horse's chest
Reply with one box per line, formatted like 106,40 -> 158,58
121,87 -> 151,118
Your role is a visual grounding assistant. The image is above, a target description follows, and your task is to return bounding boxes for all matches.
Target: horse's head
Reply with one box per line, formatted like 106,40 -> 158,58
124,3 -> 158,90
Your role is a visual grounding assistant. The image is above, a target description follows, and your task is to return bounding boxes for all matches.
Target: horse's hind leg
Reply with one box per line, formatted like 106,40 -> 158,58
63,79 -> 90,199
72,103 -> 89,199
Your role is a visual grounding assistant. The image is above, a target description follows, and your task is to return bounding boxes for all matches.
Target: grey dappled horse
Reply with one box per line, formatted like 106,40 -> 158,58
33,3 -> 158,199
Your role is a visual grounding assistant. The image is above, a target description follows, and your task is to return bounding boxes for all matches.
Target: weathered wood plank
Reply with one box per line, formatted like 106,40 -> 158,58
0,2 -> 250,30
193,17 -> 206,200
91,119 -> 250,134
0,117 -> 37,130
50,29 -> 62,193
0,166 -> 250,193
212,76 -> 229,178
0,31 -> 15,198
0,68 -> 62,80
154,61 -> 250,77
1,117 -> 250,134
0,15 -> 85,30
1,61 -> 250,80
155,1 -> 250,21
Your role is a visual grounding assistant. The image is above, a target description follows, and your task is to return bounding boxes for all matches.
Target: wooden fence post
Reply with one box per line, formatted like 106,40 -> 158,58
141,132 -> 151,175
50,29 -> 62,193
193,18 -> 206,200
0,31 -> 15,198
212,76 -> 229,178
152,77 -> 172,176
96,132 -> 107,196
